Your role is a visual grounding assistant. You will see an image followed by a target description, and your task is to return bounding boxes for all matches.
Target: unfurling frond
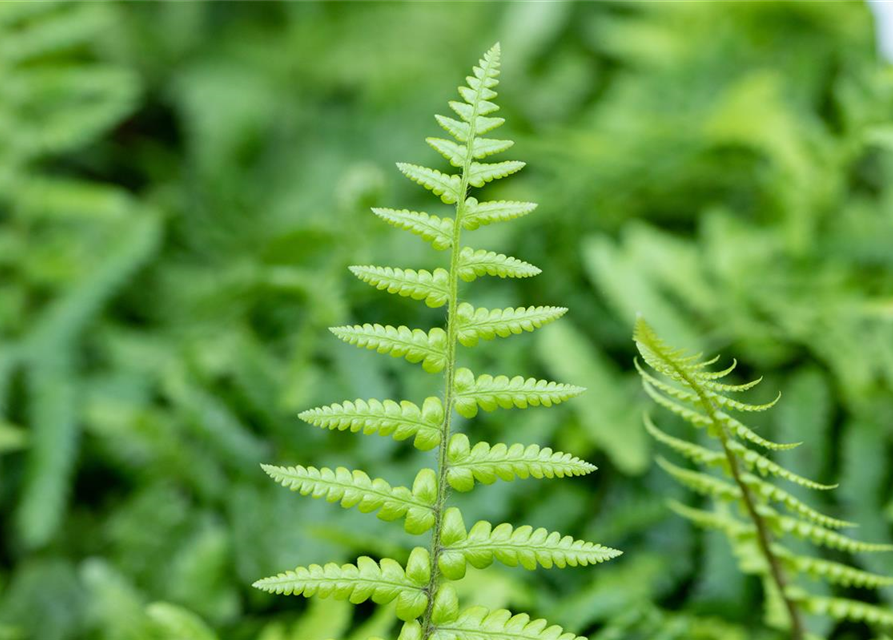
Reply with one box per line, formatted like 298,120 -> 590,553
260,45 -> 607,639
253,549 -> 431,622
457,247 -> 540,281
445,433 -> 595,492
371,208 -> 454,250
349,265 -> 450,308
262,465 -> 437,534
436,508 -> 620,579
396,163 -> 461,204
461,198 -> 537,230
330,324 -> 448,373
453,368 -> 584,419
299,396 -> 444,451
456,303 -> 566,347
636,317 -> 893,635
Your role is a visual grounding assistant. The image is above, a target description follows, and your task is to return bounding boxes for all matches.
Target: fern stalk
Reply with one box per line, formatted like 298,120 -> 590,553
421,43 -> 500,638
662,355 -> 806,640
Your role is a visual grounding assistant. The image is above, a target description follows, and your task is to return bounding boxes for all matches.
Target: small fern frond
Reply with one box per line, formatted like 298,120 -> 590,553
261,465 -> 437,534
644,414 -> 726,467
456,247 -> 540,281
741,473 -> 855,529
726,440 -> 837,491
466,160 -> 525,187
349,266 -> 450,308
253,549 -> 431,622
330,324 -> 448,373
667,500 -> 753,539
371,208 -> 454,251
797,595 -> 893,628
445,433 -> 595,492
471,137 -> 514,159
453,368 -> 585,419
761,508 -> 893,554
424,600 -> 585,640
656,456 -> 741,502
774,546 -> 893,589
299,397 -> 444,451
461,198 -> 537,230
456,303 -> 566,347
437,508 -> 620,578
396,163 -> 462,204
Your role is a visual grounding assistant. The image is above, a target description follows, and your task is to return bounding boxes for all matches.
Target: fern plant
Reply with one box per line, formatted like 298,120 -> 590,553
253,44 -> 621,640
633,317 -> 893,639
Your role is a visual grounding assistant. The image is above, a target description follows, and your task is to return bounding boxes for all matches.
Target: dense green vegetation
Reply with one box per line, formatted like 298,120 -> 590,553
1,2 -> 892,640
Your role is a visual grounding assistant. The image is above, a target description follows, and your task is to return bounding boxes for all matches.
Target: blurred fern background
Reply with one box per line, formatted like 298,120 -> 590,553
1,2 -> 892,639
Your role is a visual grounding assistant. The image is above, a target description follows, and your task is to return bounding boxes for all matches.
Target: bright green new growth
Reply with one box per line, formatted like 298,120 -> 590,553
254,44 -> 621,639
634,318 -> 893,639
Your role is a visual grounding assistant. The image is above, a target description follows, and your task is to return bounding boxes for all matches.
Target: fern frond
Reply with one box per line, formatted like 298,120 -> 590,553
471,137 -> 514,159
426,137 -> 466,167
456,247 -> 541,281
741,473 -> 855,529
261,465 -> 437,534
762,508 -> 893,554
461,198 -> 537,230
445,433 -> 595,492
434,114 -> 472,142
428,603 -> 585,640
456,303 -> 566,347
298,397 -> 444,451
718,411 -> 801,451
644,414 -> 726,467
775,546 -> 893,589
726,440 -> 837,491
253,549 -> 430,622
349,266 -> 450,308
453,367 -> 584,419
466,161 -> 525,187
437,508 -> 620,578
371,209 -> 454,251
797,595 -> 893,628
330,324 -> 448,373
656,457 -> 741,502
667,500 -> 753,539
396,163 -> 462,204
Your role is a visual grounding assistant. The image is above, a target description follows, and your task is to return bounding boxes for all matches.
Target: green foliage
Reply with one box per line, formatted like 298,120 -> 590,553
635,318 -> 893,637
254,44 -> 619,640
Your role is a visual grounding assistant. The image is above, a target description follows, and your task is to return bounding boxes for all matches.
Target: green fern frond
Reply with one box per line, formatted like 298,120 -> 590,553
253,549 -> 431,622
762,508 -> 893,554
396,163 -> 462,204
371,209 -> 454,251
299,397 -> 444,451
349,266 -> 450,308
636,317 -> 893,637
259,44 -> 610,639
445,433 -> 595,492
261,465 -> 437,534
456,247 -> 541,281
425,602 -> 585,640
461,198 -> 538,230
437,508 -> 620,578
330,324 -> 448,373
797,594 -> 893,628
456,303 -> 566,347
726,440 -> 837,491
774,546 -> 893,589
453,368 -> 585,419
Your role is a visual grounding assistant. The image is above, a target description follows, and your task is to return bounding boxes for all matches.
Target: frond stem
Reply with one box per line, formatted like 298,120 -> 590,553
419,50 -> 496,640
669,363 -> 806,640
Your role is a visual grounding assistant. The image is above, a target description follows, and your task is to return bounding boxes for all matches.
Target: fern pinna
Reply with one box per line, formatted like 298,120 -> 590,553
633,317 -> 893,639
253,44 -> 621,640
